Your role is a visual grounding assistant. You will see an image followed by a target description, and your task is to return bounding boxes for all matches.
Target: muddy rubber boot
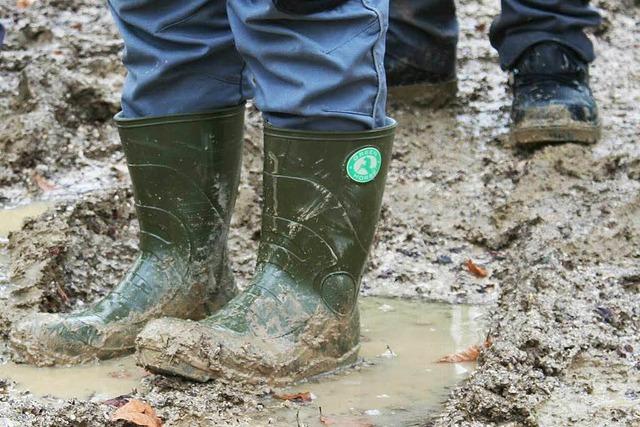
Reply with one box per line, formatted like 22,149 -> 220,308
10,106 -> 245,366
385,45 -> 457,108
509,42 -> 601,145
136,121 -> 396,386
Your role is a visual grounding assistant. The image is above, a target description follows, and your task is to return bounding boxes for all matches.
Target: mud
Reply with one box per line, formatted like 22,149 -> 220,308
263,299 -> 486,427
0,0 -> 639,425
1,187 -> 137,328
0,299 -> 486,426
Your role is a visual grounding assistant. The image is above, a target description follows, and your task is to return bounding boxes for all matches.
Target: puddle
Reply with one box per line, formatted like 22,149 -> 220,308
0,298 -> 485,421
0,357 -> 146,401
0,202 -> 54,238
0,203 -> 485,420
0,202 -> 485,419
262,298 -> 485,426
0,202 -> 54,285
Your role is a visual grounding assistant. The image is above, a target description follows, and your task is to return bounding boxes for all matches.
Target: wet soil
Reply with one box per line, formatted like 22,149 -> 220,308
0,299 -> 486,426
0,0 -> 639,425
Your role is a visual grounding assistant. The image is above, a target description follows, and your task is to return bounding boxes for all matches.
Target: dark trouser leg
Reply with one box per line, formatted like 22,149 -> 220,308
490,0 -> 602,69
385,0 -> 458,86
493,1 -> 603,145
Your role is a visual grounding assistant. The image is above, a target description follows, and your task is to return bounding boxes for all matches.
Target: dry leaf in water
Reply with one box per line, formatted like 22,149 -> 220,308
16,0 -> 33,9
32,173 -> 56,192
274,391 -> 314,403
438,339 -> 492,363
465,259 -> 488,278
108,369 -> 133,379
112,399 -> 162,427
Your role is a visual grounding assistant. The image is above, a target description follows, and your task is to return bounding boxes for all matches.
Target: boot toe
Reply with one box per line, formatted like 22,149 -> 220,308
9,313 -> 96,366
511,92 -> 600,145
136,317 -> 219,382
136,317 -> 285,384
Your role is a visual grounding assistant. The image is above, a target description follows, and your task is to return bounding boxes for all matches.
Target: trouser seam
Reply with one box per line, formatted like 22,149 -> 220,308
157,1 -> 209,33
359,0 -> 385,128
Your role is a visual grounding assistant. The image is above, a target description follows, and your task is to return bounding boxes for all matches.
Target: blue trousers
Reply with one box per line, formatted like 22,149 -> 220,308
108,0 -> 389,130
387,0 -> 602,70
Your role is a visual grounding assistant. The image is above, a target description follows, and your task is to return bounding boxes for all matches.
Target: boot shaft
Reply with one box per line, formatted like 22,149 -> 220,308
258,122 -> 395,314
114,107 -> 245,263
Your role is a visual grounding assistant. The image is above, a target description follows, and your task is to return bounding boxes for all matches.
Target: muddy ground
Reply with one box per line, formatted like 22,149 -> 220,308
0,0 -> 639,426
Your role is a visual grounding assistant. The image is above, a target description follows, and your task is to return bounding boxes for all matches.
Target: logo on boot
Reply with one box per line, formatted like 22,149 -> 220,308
346,147 -> 382,183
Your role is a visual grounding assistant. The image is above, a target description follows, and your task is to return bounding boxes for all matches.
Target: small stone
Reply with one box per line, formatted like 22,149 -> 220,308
436,255 -> 453,264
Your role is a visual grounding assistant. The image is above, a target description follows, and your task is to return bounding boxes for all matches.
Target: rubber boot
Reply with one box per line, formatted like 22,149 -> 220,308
385,0 -> 458,108
385,44 -> 457,108
509,42 -> 601,145
136,121 -> 396,386
10,106 -> 245,366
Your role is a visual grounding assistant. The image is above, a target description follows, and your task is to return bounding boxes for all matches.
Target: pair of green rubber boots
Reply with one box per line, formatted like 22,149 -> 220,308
9,105 -> 396,386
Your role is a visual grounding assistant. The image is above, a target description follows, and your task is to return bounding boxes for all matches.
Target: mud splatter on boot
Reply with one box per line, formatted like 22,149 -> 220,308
9,107 -> 245,366
136,122 -> 396,386
509,42 -> 601,145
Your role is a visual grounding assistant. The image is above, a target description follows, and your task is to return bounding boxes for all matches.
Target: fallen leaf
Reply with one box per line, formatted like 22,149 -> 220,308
111,399 -> 162,427
108,369 -> 133,379
438,339 -> 492,363
55,282 -> 69,304
273,391 -> 314,403
103,394 -> 131,408
32,173 -> 56,192
465,259 -> 488,278
16,0 -> 33,9
438,345 -> 481,363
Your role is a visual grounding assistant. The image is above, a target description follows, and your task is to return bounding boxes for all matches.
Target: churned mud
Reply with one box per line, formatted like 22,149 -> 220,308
0,298 -> 486,426
0,0 -> 639,425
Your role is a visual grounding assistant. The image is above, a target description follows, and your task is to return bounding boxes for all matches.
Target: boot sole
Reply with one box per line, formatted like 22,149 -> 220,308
511,122 -> 602,145
388,79 -> 458,109
137,342 -> 360,387
9,332 -> 134,365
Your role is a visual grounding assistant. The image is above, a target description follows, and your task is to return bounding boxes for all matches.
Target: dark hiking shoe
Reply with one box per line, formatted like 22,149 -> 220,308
136,122 -> 396,386
509,42 -> 601,145
10,107 -> 245,366
385,44 -> 457,108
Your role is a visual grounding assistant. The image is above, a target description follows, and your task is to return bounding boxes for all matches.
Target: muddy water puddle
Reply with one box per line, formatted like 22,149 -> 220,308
0,201 -> 53,238
262,298 -> 485,426
0,203 -> 486,423
0,201 -> 54,285
0,298 -> 485,424
0,357 -> 146,401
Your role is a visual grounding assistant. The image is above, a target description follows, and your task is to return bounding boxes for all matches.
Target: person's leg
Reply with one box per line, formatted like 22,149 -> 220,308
136,0 -> 397,385
10,0 -> 246,365
231,0 -> 388,131
490,0 -> 601,70
385,0 -> 458,106
490,0 -> 602,144
112,0 -> 250,117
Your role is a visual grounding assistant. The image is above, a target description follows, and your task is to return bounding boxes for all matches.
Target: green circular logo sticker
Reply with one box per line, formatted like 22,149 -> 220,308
346,147 -> 382,183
